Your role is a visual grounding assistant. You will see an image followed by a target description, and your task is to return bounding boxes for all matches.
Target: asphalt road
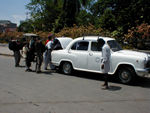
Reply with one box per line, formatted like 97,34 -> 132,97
0,55 -> 150,113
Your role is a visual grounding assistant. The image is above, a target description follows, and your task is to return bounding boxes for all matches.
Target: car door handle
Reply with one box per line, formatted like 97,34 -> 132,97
89,53 -> 93,56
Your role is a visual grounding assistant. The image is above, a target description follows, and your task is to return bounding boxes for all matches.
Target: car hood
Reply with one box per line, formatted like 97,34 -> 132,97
57,37 -> 73,49
116,50 -> 149,59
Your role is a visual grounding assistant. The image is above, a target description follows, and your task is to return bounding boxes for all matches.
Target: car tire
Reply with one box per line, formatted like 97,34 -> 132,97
118,66 -> 136,84
61,62 -> 73,75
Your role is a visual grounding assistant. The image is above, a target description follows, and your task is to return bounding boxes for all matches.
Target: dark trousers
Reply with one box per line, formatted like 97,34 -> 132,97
35,55 -> 43,72
104,73 -> 108,86
25,58 -> 31,69
25,52 -> 34,69
14,50 -> 21,66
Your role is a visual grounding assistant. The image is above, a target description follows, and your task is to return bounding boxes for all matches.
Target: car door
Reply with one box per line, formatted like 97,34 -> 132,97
88,41 -> 103,71
69,41 -> 89,70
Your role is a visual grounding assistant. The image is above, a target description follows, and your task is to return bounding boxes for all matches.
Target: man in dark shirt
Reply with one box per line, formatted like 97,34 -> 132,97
34,37 -> 45,73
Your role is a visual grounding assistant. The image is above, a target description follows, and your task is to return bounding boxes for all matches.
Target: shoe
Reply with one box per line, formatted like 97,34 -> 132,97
15,64 -> 19,67
102,84 -> 106,86
25,69 -> 32,72
101,85 -> 109,90
36,70 -> 41,73
44,68 -> 47,70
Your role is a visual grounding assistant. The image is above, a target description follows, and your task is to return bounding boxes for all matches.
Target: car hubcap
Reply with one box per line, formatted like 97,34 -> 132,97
121,71 -> 130,80
63,63 -> 71,74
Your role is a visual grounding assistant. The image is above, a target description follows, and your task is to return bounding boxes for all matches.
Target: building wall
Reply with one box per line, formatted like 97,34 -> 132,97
0,20 -> 17,33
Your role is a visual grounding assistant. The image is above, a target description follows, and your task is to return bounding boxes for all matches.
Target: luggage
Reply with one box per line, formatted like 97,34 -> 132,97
8,41 -> 16,51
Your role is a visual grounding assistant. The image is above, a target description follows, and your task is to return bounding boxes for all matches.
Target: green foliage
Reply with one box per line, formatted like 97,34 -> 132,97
25,0 -> 150,33
91,0 -> 150,33
26,0 -> 62,31
26,0 -> 92,32
18,21 -> 34,33
98,8 -> 116,31
76,10 -> 93,26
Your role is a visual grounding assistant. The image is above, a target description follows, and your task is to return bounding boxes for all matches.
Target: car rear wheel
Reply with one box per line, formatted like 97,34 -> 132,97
118,66 -> 136,84
61,62 -> 73,75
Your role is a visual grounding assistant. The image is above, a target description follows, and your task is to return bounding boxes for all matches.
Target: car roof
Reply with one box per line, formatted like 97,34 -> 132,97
66,36 -> 115,50
73,36 -> 115,42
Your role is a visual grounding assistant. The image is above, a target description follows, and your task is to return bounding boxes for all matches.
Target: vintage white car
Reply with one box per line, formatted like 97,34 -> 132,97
51,36 -> 150,84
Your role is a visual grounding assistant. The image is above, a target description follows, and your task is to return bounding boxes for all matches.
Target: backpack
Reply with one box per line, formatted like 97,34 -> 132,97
8,41 -> 16,51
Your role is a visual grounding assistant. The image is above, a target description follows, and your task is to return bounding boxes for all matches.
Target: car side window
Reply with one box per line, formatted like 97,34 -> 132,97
91,42 -> 102,51
71,41 -> 89,51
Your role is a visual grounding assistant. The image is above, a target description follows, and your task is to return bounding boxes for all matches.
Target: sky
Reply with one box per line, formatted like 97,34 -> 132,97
0,0 -> 30,26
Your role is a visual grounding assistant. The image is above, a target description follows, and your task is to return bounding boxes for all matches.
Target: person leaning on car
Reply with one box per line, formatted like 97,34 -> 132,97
97,38 -> 111,89
44,34 -> 55,70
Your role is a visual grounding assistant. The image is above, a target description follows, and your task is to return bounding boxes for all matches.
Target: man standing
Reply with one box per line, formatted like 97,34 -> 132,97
34,37 -> 45,73
98,38 -> 111,89
14,40 -> 22,67
25,36 -> 36,72
8,39 -> 22,67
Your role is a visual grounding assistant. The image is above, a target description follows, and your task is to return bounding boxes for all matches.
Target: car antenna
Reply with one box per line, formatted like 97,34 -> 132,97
97,35 -> 100,41
83,35 -> 85,40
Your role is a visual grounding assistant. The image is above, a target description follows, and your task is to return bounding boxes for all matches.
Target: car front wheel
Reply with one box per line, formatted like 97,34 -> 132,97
61,62 -> 73,75
118,66 -> 136,84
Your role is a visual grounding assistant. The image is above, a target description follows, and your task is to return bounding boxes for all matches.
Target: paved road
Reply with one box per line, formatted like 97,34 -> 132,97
0,56 -> 150,113
0,44 -> 13,56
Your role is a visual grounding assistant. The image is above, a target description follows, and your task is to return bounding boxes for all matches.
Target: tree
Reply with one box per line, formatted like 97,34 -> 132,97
26,0 -> 92,32
76,10 -> 93,26
18,20 -> 34,32
26,0 -> 62,31
98,8 -> 116,31
91,0 -> 150,33
62,0 -> 90,26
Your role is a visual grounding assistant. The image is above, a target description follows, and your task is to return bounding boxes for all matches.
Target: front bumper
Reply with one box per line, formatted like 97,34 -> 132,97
136,68 -> 150,77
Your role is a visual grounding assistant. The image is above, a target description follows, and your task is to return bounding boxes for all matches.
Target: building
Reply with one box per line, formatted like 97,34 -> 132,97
0,20 -> 17,33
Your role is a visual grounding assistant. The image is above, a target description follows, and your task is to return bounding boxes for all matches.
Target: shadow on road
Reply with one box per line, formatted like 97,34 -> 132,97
40,70 -> 56,75
132,77 -> 150,88
107,85 -> 122,91
63,70 -> 150,89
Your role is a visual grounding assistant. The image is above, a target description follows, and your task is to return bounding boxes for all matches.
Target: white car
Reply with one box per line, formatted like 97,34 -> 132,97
51,36 -> 150,84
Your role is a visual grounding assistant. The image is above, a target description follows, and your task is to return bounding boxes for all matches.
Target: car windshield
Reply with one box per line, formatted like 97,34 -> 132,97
107,40 -> 122,52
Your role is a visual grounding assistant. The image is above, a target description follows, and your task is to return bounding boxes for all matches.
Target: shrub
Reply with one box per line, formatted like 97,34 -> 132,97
0,24 -> 112,44
0,32 -> 23,43
55,24 -> 111,38
124,23 -> 150,49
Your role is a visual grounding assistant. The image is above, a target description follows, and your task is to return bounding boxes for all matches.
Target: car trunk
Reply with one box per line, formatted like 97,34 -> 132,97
53,37 -> 73,50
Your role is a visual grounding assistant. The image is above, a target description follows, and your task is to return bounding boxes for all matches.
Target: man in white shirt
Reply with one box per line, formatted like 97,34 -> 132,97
98,38 -> 111,89
44,34 -> 55,70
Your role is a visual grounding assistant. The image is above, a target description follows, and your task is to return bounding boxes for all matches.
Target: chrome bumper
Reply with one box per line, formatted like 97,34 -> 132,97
136,68 -> 150,77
